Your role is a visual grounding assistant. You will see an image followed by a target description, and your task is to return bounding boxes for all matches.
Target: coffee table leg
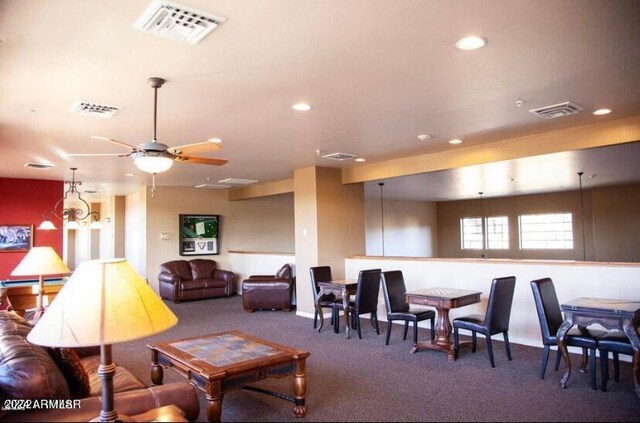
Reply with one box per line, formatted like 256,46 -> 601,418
206,382 -> 223,422
292,358 -> 307,418
150,350 -> 164,385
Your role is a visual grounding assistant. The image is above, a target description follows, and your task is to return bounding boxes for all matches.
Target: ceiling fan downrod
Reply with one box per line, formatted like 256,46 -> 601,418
148,77 -> 166,143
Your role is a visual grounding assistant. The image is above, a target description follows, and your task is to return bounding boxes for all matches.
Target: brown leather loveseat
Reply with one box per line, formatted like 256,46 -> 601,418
242,264 -> 294,312
0,311 -> 199,422
158,259 -> 234,303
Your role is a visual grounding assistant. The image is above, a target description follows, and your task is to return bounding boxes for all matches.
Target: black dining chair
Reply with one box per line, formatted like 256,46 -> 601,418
530,277 -> 606,389
348,269 -> 382,339
453,276 -> 516,367
598,331 -> 633,392
309,266 -> 342,333
381,270 -> 435,346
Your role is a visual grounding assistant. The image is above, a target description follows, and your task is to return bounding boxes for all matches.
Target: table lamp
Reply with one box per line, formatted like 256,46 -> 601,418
11,246 -> 70,323
27,258 -> 178,422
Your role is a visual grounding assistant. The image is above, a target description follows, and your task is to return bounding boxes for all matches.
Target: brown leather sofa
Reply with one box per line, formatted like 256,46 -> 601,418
0,311 -> 199,422
158,259 -> 234,303
242,264 -> 293,312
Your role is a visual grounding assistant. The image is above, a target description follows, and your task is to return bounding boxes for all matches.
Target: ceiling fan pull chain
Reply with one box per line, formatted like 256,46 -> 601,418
151,173 -> 157,199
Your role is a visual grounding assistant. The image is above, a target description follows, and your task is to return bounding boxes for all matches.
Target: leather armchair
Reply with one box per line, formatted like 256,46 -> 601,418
242,264 -> 293,312
159,259 -> 234,303
0,311 -> 200,422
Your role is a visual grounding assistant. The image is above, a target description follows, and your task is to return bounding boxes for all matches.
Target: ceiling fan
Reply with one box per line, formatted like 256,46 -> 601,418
69,77 -> 228,175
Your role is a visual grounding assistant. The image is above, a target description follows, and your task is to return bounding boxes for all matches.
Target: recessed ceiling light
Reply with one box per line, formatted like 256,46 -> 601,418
125,173 -> 134,177
455,36 -> 487,50
593,108 -> 612,115
448,139 -> 463,145
417,134 -> 431,142
292,103 -> 312,111
208,137 -> 223,143
354,157 -> 366,162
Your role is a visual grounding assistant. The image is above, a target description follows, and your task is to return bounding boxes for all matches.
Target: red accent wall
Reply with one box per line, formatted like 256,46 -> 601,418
0,178 -> 63,279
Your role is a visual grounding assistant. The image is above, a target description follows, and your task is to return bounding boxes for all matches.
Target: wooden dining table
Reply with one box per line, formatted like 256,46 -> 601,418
557,297 -> 640,402
315,279 -> 357,339
405,287 -> 482,361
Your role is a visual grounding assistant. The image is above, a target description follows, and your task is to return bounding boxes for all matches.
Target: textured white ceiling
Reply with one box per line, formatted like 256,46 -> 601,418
1,0 -> 639,199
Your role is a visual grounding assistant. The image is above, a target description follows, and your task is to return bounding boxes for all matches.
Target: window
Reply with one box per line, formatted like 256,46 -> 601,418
486,216 -> 509,249
519,213 -> 573,249
461,216 -> 509,250
461,217 -> 483,249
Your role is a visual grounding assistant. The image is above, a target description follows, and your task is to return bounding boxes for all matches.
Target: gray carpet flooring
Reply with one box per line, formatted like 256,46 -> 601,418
113,295 -> 639,422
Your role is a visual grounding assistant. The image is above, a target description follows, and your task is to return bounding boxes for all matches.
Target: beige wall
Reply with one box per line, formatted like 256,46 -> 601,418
591,184 -> 640,262
125,187 -> 147,277
144,186 -> 294,292
436,184 -> 639,262
365,199 -> 438,257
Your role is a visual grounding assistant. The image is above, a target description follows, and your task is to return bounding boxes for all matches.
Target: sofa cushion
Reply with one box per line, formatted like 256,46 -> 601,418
180,278 -> 227,291
80,355 -> 146,396
48,347 -> 91,398
159,260 -> 192,281
189,259 -> 217,280
0,311 -> 70,399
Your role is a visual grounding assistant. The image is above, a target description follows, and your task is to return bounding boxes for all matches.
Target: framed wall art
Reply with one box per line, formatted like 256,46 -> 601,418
179,214 -> 220,256
0,224 -> 33,252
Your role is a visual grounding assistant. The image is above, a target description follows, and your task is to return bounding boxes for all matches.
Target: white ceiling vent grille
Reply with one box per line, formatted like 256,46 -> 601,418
529,102 -> 583,119
134,0 -> 227,45
321,152 -> 358,161
195,184 -> 231,189
70,101 -> 121,118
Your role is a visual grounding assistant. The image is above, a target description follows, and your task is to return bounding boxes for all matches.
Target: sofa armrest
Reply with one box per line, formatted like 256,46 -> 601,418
248,275 -> 275,279
213,269 -> 234,283
158,272 -> 181,285
244,277 -> 291,285
5,382 -> 200,422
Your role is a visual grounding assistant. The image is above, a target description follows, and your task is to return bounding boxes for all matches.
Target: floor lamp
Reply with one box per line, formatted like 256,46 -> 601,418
27,259 -> 178,422
11,246 -> 70,323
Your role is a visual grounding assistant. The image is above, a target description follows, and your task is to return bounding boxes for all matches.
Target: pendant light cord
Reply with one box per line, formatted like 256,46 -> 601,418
578,172 -> 586,261
379,182 -> 385,257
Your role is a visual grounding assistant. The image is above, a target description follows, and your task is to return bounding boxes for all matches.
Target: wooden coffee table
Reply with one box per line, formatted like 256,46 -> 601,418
148,330 -> 310,422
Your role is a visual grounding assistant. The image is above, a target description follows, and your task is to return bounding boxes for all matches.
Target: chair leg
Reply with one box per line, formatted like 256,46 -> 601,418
429,317 -> 435,341
600,350 -> 609,392
472,332 -> 477,353
385,319 -> 392,345
579,348 -> 588,372
403,321 -> 409,340
333,308 -> 339,334
313,308 -> 318,329
357,316 -> 362,339
540,345 -> 550,379
373,313 -> 380,335
413,321 -> 418,344
453,326 -> 459,357
486,335 -> 495,368
589,347 -> 597,390
613,352 -> 620,382
503,331 -> 512,361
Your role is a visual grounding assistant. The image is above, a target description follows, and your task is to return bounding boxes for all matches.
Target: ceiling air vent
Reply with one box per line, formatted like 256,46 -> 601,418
529,102 -> 583,119
195,184 -> 231,189
24,163 -> 53,170
134,0 -> 227,45
321,152 -> 358,161
70,101 -> 121,118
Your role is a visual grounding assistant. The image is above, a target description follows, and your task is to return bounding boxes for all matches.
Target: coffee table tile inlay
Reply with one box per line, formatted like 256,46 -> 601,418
148,330 -> 310,422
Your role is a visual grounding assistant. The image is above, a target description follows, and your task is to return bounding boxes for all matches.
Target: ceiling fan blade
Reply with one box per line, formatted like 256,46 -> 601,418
91,136 -> 140,151
168,141 -> 222,155
174,154 -> 228,166
66,153 -> 130,157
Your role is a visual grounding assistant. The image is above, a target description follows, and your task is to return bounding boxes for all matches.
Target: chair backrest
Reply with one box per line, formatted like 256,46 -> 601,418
381,270 -> 409,314
309,266 -> 332,299
485,276 -> 516,334
530,277 -> 564,344
355,269 -> 382,314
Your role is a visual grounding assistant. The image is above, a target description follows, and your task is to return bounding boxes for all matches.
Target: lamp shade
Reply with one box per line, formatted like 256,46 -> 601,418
37,220 -> 57,230
11,246 -> 70,276
27,259 -> 177,347
134,154 -> 174,174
